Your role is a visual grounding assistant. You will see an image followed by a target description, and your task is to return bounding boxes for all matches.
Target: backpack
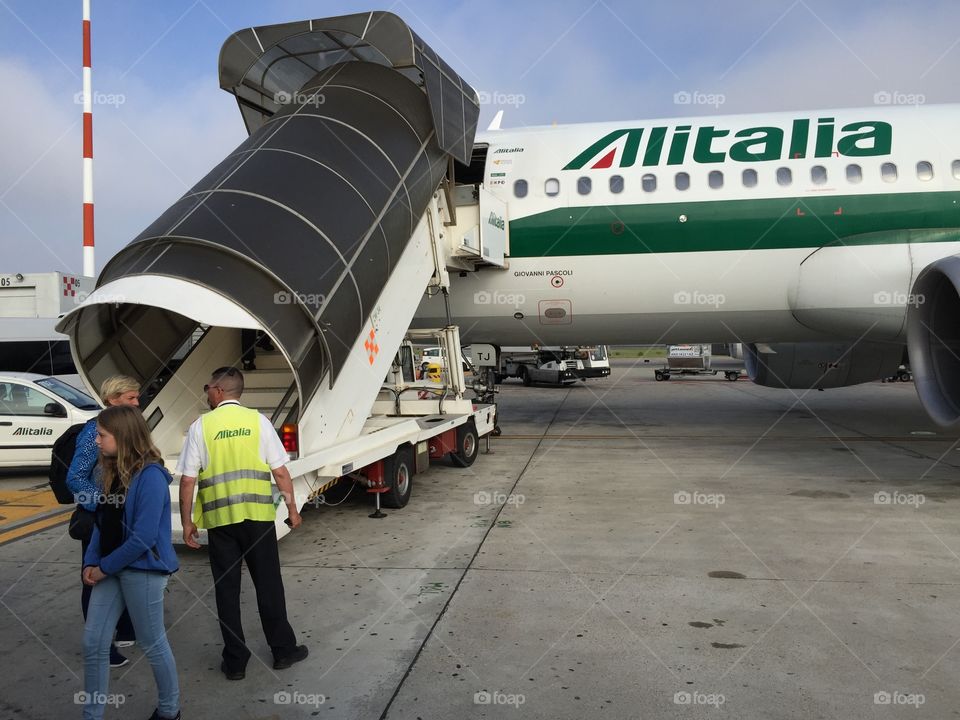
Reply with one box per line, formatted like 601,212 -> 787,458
48,423 -> 88,504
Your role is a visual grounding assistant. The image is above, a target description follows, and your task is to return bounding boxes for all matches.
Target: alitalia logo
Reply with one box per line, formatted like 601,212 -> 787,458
213,428 -> 252,440
488,212 -> 505,230
13,427 -> 53,436
563,118 -> 892,170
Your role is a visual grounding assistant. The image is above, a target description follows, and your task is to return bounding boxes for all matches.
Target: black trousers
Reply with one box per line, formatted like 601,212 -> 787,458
207,519 -> 297,669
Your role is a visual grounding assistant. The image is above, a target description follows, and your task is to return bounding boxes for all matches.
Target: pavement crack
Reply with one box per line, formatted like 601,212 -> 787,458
376,386 -> 574,720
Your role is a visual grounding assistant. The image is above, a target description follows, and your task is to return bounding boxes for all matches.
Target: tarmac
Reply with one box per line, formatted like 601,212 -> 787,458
2,357 -> 960,719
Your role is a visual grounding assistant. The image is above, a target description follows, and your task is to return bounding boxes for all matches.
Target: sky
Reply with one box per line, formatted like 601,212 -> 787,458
1,0 -> 958,276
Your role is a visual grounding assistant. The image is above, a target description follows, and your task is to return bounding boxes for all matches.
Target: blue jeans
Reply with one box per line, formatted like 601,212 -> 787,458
82,570 -> 179,719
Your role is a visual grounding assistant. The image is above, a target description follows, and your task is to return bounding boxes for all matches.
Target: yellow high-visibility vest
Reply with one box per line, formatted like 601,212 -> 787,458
195,404 -> 275,529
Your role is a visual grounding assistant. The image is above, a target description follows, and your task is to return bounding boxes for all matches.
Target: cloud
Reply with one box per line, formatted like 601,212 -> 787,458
0,56 -> 243,275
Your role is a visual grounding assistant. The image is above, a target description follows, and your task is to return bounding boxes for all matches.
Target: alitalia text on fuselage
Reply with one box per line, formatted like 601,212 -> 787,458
563,117 -> 892,170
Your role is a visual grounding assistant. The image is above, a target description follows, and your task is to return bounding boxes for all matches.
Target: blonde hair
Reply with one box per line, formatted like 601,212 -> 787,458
99,375 -> 140,404
97,405 -> 162,492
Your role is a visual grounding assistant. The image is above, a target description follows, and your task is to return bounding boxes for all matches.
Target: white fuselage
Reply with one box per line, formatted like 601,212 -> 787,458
416,104 -> 960,347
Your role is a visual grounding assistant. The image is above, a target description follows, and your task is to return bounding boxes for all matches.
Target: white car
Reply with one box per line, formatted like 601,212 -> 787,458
0,372 -> 101,468
419,346 -> 444,367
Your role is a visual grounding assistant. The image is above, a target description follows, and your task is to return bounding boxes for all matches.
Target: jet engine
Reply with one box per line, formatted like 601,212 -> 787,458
907,255 -> 960,426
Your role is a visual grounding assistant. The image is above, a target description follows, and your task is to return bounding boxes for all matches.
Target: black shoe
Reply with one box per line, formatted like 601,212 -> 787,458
220,660 -> 245,680
242,361 -> 256,371
147,710 -> 181,720
273,644 -> 308,670
109,646 -> 129,668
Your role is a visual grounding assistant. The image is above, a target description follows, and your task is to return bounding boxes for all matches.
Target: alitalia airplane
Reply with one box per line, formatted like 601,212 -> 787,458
418,104 -> 960,425
57,13 -> 960,436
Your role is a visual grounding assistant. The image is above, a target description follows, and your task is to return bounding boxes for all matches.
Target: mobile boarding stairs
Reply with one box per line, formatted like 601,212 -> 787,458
56,12 -> 508,540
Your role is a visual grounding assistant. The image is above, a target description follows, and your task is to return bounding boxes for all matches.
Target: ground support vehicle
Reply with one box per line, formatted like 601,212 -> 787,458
655,344 -> 740,381
0,372 -> 99,468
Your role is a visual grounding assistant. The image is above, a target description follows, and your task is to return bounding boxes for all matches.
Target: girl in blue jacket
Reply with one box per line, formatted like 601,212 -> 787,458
81,404 -> 180,720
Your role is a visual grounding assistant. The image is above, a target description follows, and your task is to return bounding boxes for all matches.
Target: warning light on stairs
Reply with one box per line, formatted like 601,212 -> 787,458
364,327 -> 380,365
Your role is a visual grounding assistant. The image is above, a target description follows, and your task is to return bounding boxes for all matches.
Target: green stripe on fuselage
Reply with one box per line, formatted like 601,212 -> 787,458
507,191 -> 960,257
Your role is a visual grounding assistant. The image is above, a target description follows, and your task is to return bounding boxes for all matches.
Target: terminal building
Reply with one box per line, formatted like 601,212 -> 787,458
0,272 -> 92,375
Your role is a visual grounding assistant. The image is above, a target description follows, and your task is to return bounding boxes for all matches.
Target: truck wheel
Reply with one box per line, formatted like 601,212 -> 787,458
726,372 -> 739,381
451,420 -> 479,467
654,370 -> 664,381
519,367 -> 532,386
381,446 -> 414,509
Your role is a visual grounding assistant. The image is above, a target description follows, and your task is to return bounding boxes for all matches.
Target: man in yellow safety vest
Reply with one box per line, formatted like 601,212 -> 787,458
178,366 -> 307,680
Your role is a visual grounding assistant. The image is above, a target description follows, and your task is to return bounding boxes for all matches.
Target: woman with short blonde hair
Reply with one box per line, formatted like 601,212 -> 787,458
99,375 -> 140,406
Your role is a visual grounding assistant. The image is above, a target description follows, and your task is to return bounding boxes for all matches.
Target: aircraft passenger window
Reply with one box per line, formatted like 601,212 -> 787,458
846,164 -> 862,183
545,178 -> 560,197
811,166 -> 827,185
881,162 -> 898,183
641,173 -> 656,192
675,172 -> 690,191
610,175 -> 625,193
953,160 -> 960,179
577,176 -> 592,195
917,161 -> 934,181
776,167 -> 792,186
742,169 -> 758,188
513,179 -> 528,198
708,170 -> 723,189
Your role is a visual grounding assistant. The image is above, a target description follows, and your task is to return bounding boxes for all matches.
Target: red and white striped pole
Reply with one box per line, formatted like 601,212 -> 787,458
82,0 -> 95,278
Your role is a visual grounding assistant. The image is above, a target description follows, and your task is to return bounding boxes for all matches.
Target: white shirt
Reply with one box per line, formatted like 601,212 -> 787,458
176,400 -> 289,477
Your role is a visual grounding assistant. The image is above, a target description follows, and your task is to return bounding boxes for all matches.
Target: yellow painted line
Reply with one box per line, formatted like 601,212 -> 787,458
0,487 -> 72,545
0,487 -> 64,526
0,513 -> 69,546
